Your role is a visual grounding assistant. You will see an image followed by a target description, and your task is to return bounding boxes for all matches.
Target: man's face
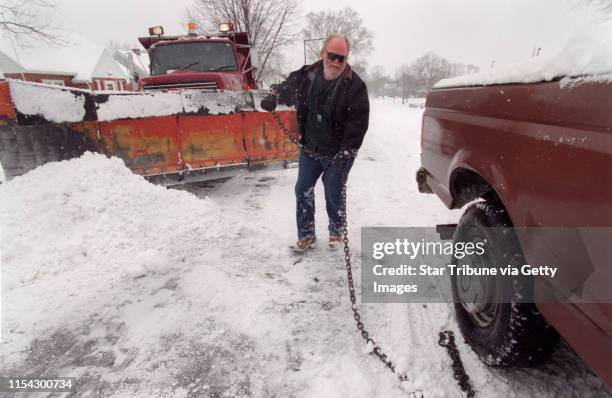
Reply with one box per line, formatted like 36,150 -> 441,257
322,38 -> 348,80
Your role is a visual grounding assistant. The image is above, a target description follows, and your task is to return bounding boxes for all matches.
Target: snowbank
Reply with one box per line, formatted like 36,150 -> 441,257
0,153 -> 238,358
436,19 -> 612,88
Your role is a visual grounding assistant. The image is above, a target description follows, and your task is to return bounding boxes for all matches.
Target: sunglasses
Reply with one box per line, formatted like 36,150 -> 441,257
326,51 -> 346,63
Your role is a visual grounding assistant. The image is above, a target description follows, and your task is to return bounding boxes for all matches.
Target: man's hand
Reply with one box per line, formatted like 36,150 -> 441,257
333,151 -> 353,171
260,94 -> 278,112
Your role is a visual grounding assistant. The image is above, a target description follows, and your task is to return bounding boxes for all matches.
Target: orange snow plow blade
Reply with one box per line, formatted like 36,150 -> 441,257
0,80 -> 298,183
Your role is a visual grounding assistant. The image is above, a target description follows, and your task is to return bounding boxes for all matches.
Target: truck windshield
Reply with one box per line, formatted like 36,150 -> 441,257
150,42 -> 237,75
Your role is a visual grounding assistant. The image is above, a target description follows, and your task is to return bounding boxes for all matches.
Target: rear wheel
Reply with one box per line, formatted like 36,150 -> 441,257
451,201 -> 559,366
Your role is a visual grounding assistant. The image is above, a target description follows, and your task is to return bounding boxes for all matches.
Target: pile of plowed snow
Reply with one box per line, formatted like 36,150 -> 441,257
0,153 -> 238,354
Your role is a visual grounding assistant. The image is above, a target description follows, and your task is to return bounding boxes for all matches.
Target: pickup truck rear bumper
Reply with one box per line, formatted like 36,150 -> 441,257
416,167 -> 434,194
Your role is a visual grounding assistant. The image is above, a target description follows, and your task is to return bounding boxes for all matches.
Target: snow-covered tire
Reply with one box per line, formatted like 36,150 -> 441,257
451,201 -> 559,367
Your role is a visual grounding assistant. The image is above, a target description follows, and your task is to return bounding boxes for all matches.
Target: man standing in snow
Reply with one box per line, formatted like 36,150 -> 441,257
260,33 -> 370,252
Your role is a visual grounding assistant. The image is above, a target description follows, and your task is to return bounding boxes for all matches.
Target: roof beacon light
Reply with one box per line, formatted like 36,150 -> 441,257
187,22 -> 197,36
219,22 -> 234,33
149,26 -> 164,36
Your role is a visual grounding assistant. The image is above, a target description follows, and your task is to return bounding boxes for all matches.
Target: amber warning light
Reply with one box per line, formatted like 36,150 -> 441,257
187,22 -> 197,35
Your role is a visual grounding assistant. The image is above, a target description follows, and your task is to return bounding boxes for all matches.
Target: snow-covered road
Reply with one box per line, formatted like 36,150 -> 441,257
1,99 -> 609,397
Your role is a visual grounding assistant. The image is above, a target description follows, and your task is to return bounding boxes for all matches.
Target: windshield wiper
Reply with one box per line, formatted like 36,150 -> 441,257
209,64 -> 235,71
176,61 -> 200,71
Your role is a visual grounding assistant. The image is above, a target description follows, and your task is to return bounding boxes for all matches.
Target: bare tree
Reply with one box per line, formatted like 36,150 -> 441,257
397,54 -> 479,99
256,48 -> 286,87
577,0 -> 612,12
366,65 -> 391,97
107,40 -> 132,66
107,40 -> 148,79
409,52 -> 453,93
183,0 -> 299,83
397,64 -> 419,103
449,62 -> 479,77
0,0 -> 66,46
351,62 -> 368,80
302,7 -> 373,65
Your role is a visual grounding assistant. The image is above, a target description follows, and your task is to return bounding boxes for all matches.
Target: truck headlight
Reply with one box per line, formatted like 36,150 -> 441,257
149,26 -> 164,36
219,23 -> 234,33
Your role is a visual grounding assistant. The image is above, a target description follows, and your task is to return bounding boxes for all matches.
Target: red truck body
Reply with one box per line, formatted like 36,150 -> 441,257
137,32 -> 257,92
419,78 -> 612,387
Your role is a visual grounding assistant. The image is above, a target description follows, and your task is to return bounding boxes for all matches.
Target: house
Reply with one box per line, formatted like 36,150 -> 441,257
119,48 -> 149,78
0,32 -> 131,91
0,50 -> 25,78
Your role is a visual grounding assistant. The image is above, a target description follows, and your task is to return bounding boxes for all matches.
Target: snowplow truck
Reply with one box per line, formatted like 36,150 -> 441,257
136,22 -> 258,91
0,23 -> 298,184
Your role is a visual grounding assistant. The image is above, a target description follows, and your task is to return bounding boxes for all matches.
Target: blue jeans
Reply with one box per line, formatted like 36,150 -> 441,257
295,150 -> 354,240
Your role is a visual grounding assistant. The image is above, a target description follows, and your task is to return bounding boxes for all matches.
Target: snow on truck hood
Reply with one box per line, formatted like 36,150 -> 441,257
435,19 -> 612,89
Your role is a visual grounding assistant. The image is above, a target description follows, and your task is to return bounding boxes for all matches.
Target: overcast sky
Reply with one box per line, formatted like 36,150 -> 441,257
52,0 -> 602,75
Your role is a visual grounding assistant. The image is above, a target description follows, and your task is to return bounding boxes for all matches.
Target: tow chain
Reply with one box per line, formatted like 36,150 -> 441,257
270,111 -> 312,156
271,110 -> 472,397
271,111 -> 413,381
438,331 -> 475,397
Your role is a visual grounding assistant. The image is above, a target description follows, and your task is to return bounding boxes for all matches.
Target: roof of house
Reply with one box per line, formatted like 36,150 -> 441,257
119,49 -> 150,76
0,48 -> 25,74
0,32 -> 129,81
89,48 -> 129,82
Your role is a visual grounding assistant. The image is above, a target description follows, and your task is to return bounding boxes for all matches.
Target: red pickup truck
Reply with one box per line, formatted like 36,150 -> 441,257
418,77 -> 612,387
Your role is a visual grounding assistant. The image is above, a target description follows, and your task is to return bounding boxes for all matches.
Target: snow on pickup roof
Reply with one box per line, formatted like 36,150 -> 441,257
435,20 -> 612,89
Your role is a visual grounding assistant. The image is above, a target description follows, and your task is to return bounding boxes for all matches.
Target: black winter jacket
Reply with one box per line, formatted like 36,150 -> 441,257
275,61 -> 370,158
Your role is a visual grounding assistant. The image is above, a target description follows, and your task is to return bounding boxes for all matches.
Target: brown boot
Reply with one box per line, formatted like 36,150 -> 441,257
291,236 -> 316,253
328,234 -> 342,251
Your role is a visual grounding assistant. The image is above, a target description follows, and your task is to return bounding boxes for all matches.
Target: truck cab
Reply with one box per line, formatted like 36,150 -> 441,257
136,23 -> 257,92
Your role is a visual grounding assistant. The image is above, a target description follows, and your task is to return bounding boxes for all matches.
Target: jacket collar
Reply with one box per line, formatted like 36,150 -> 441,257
306,60 -> 353,80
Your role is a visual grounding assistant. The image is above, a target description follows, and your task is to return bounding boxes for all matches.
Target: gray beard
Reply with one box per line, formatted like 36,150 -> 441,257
323,65 -> 343,80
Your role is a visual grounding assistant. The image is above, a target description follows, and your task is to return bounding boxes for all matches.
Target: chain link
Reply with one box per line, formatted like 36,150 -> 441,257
270,111 -> 314,157
438,331 -> 476,397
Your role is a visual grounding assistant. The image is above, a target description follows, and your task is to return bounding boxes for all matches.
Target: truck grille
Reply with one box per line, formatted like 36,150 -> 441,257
142,81 -> 218,91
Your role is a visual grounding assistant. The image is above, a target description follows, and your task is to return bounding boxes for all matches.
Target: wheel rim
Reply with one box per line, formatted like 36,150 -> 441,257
456,241 -> 499,328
